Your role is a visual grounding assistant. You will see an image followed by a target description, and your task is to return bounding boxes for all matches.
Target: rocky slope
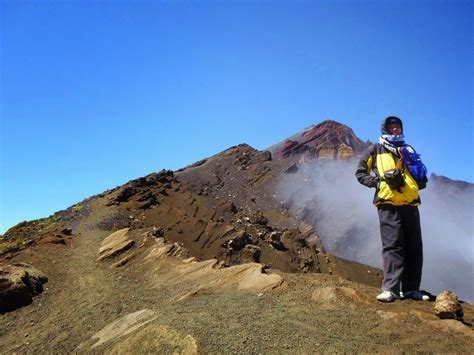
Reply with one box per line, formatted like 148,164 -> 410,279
1,142 -> 383,284
1,120 -> 472,352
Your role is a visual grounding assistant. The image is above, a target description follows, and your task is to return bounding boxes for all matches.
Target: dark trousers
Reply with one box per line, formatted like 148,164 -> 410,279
377,204 -> 423,294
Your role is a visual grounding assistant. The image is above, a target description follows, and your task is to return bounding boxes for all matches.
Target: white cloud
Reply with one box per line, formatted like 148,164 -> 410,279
278,159 -> 474,302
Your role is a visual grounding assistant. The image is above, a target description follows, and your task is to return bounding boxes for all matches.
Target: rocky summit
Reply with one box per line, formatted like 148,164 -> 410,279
0,119 -> 472,353
268,120 -> 370,161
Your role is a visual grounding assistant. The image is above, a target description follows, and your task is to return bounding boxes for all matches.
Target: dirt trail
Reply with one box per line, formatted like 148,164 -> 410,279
0,204 -> 160,352
1,202 -> 473,353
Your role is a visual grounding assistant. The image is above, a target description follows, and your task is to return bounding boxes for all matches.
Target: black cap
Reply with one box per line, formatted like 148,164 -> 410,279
381,116 -> 403,135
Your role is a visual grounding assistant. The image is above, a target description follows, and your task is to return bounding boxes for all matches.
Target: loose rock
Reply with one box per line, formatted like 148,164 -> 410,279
0,263 -> 48,313
434,291 -> 463,321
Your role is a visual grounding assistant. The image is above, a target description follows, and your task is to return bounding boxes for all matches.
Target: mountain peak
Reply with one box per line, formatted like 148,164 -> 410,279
268,119 -> 369,160
310,119 -> 348,128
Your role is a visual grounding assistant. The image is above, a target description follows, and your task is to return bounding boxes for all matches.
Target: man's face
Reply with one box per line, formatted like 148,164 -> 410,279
388,123 -> 402,135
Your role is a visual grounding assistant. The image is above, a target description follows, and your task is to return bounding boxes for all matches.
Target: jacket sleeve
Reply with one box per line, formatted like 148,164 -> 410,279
355,145 -> 379,188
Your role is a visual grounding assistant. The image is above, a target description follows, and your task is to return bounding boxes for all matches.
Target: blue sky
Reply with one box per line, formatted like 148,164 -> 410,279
1,0 -> 472,233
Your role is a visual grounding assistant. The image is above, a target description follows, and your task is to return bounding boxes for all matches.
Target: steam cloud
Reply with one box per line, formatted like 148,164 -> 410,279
278,160 -> 474,302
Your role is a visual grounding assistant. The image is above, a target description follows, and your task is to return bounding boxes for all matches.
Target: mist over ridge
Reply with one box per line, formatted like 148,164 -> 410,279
278,159 -> 474,302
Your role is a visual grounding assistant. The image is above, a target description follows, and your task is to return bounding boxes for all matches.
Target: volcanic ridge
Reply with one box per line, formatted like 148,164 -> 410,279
0,120 -> 472,353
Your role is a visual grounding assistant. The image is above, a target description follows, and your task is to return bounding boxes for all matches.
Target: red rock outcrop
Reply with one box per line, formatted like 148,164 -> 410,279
270,120 -> 369,160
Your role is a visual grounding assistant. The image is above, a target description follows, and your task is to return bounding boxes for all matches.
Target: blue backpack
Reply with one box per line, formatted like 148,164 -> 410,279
399,145 -> 428,189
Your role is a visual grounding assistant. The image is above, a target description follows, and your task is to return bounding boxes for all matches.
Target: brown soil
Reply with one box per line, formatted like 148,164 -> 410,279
1,139 -> 473,352
0,199 -> 473,353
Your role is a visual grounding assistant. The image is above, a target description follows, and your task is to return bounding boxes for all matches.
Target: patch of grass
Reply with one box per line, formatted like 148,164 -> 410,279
40,219 -> 61,234
5,220 -> 29,235
72,204 -> 83,212
0,239 -> 24,255
4,214 -> 63,240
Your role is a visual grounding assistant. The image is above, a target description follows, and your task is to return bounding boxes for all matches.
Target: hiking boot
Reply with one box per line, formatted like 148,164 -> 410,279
376,291 -> 397,302
402,290 -> 430,301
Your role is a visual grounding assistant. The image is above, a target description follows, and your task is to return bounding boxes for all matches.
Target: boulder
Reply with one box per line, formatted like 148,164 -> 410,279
434,291 -> 463,321
113,186 -> 136,204
268,231 -> 286,251
226,231 -> 252,251
150,227 -> 164,238
156,169 -> 174,183
0,263 -> 48,313
98,228 -> 135,262
137,192 -> 160,210
241,245 -> 261,263
252,210 -> 268,226
60,228 -> 73,236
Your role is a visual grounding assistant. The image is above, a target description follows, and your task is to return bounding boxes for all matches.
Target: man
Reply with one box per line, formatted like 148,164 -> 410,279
355,116 -> 429,302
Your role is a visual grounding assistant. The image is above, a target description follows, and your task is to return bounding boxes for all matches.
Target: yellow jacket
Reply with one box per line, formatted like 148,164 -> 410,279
355,144 -> 421,206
